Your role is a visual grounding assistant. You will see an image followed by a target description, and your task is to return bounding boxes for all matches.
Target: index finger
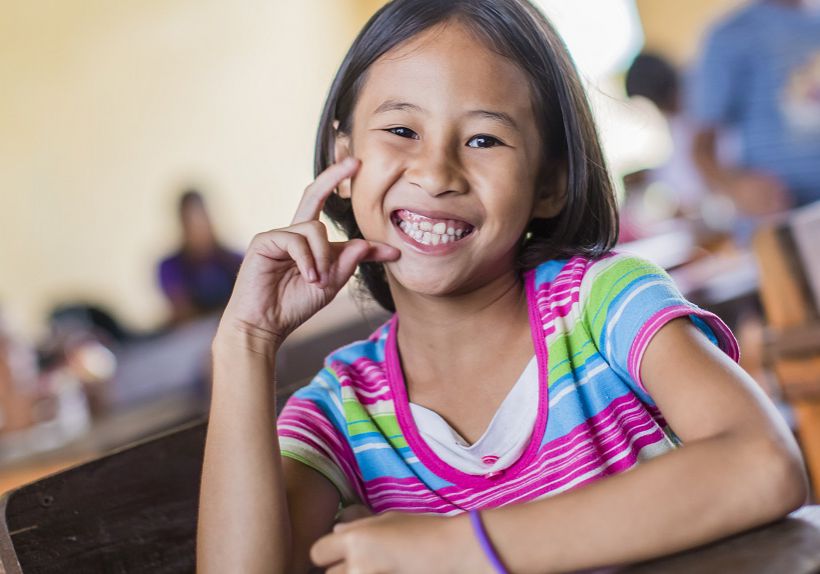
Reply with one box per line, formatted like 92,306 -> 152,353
291,157 -> 359,225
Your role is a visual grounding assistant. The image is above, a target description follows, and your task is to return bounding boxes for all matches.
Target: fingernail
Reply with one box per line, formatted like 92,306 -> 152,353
343,157 -> 358,168
307,269 -> 317,282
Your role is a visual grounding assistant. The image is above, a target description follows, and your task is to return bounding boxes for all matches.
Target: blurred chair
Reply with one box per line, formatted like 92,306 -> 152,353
753,208 -> 820,498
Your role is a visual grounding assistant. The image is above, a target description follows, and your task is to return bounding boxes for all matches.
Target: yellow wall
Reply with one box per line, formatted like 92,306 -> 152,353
0,1 -> 370,338
636,0 -> 745,65
357,0 -> 388,18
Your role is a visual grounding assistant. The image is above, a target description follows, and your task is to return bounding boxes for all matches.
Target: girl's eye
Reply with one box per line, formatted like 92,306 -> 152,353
386,127 -> 418,139
467,135 -> 503,149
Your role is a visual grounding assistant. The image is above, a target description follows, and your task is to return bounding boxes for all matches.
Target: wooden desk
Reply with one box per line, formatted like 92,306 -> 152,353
618,506 -> 820,573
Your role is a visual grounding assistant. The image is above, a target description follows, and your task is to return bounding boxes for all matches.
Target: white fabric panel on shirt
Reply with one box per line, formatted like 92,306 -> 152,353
409,355 -> 539,476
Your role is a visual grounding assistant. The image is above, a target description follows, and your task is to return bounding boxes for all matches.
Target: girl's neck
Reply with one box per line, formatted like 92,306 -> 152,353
389,269 -> 533,393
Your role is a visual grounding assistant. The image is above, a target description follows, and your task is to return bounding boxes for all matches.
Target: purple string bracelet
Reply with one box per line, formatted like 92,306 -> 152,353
469,509 -> 509,574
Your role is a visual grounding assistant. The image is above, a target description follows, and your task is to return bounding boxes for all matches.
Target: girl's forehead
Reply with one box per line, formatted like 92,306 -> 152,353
356,21 -> 533,116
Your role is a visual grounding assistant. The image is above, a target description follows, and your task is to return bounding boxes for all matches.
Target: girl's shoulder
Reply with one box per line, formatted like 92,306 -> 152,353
323,320 -> 391,368
290,319 -> 392,402
531,250 -> 668,295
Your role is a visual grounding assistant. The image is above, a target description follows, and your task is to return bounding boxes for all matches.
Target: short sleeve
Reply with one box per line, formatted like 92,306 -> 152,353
277,369 -> 361,506
581,254 -> 739,405
689,21 -> 749,126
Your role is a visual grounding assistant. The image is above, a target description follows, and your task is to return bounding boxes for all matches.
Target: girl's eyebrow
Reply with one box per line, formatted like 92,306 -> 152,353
469,109 -> 519,131
373,99 -> 424,115
373,99 -> 519,131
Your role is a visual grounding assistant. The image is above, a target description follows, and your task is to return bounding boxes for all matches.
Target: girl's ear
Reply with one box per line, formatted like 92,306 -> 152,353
532,163 -> 568,219
334,131 -> 353,199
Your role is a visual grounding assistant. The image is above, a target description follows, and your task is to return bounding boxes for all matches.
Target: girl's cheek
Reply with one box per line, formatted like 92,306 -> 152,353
356,132 -> 410,162
357,155 -> 406,192
361,142 -> 408,170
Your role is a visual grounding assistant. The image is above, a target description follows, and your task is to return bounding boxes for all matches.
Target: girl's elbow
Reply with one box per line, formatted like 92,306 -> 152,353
756,437 -> 809,517
778,451 -> 810,513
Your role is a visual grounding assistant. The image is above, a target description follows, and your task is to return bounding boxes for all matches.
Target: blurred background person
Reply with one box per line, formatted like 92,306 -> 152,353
619,52 -> 706,243
690,0 -> 820,243
158,190 -> 243,327
621,51 -> 738,249
625,52 -> 710,219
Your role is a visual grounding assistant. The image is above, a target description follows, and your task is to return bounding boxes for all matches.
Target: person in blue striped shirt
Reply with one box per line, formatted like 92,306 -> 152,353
691,0 -> 820,242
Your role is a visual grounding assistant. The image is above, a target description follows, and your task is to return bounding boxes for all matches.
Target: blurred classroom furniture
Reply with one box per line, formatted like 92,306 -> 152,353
620,224 -> 760,328
0,289 -> 387,499
754,203 -> 820,498
0,417 -> 818,573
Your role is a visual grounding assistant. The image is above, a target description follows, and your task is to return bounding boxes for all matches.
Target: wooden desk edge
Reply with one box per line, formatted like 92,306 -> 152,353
0,494 -> 21,574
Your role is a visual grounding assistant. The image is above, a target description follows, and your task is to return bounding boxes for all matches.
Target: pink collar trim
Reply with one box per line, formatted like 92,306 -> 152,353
385,270 -> 550,490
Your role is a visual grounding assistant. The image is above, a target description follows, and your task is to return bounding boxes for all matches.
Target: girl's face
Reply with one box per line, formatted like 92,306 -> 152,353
338,21 -> 560,298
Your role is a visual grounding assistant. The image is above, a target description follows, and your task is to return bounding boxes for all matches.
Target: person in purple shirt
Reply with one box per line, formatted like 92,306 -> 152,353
158,190 -> 243,325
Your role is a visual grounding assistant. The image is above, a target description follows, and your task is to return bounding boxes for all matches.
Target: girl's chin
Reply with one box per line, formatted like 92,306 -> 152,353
384,260 -> 467,298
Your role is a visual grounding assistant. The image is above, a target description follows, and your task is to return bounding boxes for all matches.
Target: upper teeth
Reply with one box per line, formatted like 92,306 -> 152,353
397,219 -> 468,246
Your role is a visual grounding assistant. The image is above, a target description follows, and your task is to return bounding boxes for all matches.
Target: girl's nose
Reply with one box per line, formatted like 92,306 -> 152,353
406,142 -> 468,197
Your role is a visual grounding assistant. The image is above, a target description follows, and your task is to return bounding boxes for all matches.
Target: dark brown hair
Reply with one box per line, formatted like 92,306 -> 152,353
315,0 -> 618,312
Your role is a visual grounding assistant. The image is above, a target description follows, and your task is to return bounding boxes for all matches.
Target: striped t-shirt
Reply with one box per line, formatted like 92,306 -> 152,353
277,253 -> 738,514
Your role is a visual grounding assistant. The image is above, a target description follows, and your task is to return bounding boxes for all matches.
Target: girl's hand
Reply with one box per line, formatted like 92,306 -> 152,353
310,511 -> 493,574
217,158 -> 399,351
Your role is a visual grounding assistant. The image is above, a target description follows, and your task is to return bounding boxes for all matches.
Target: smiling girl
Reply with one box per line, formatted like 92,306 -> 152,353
196,1 -> 808,573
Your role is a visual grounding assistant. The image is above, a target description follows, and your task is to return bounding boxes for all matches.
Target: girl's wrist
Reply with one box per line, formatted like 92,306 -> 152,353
449,512 -> 502,574
213,320 -> 282,361
468,509 -> 510,574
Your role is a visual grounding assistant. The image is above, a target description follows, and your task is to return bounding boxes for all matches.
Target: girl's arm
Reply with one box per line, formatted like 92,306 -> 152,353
196,158 -> 400,573
311,317 -> 806,573
471,317 -> 807,573
197,331 -> 341,573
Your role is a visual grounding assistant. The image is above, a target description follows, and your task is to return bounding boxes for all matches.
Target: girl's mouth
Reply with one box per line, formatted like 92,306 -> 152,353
390,209 -> 475,248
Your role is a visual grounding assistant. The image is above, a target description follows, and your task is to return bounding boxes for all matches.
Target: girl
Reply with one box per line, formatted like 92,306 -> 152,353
197,1 -> 808,572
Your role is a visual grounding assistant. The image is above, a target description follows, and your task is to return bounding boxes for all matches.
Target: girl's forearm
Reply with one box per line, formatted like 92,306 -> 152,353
197,331 -> 291,574
466,432 -> 806,573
